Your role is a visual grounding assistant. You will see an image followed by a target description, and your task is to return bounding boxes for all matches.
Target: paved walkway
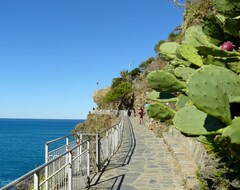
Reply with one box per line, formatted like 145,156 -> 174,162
88,117 -> 185,190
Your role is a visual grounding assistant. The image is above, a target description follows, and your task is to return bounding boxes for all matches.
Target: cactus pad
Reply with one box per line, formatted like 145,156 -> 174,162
171,57 -> 191,67
173,106 -> 224,135
222,117 -> 240,144
183,25 -> 218,48
176,44 -> 203,67
147,103 -> 175,121
174,67 -> 195,81
147,90 -> 177,103
159,42 -> 179,61
176,95 -> 191,110
197,46 -> 240,58
147,90 -> 160,101
228,62 -> 240,75
147,70 -> 186,92
187,65 -> 232,124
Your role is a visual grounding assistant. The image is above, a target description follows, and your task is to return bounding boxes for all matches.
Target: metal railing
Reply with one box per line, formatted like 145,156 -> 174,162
1,139 -> 90,190
96,118 -> 124,171
1,114 -> 126,190
45,135 -> 76,162
90,109 -> 126,116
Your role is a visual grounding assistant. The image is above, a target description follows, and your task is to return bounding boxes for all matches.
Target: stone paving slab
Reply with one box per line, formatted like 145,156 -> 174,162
87,117 -> 185,190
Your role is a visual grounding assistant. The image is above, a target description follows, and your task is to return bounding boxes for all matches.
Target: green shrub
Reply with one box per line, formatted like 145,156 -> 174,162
104,82 -> 133,103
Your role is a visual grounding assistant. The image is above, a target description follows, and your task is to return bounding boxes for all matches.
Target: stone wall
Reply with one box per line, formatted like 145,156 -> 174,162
167,126 -> 209,168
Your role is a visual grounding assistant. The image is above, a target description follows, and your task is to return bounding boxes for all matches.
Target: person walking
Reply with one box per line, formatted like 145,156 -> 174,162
138,107 -> 144,124
127,107 -> 131,117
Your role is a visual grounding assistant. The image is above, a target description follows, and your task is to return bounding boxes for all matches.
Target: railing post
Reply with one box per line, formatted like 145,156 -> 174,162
45,143 -> 49,163
34,172 -> 39,190
44,143 -> 49,190
66,136 -> 69,151
66,136 -> 70,169
113,127 -> 116,152
87,139 -> 90,184
115,126 -> 118,150
95,134 -> 100,172
80,132 -> 83,164
68,151 -> 73,190
106,130 -> 109,160
111,128 -> 114,155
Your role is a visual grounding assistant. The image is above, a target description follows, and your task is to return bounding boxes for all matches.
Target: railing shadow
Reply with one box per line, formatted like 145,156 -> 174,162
88,174 -> 125,190
88,117 -> 136,189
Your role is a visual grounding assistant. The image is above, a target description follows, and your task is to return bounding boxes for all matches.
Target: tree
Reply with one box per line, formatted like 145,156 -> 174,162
120,70 -> 128,80
103,82 -> 133,104
128,68 -> 141,79
111,77 -> 123,88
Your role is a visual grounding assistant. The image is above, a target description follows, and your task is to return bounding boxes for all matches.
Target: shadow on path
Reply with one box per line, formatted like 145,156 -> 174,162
88,117 -> 136,189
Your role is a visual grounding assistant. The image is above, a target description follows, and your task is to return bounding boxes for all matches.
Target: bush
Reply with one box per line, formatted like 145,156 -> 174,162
111,77 -> 123,88
128,68 -> 141,78
104,82 -> 133,103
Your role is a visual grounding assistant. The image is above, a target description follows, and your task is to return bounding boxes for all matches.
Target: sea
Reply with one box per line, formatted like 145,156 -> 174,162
0,118 -> 84,188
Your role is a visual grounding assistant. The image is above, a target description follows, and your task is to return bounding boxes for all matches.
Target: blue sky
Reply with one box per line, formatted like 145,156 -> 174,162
0,0 -> 184,119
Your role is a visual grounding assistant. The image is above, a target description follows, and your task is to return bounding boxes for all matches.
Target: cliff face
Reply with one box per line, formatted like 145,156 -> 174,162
92,87 -> 111,109
72,113 -> 120,134
133,58 -> 167,109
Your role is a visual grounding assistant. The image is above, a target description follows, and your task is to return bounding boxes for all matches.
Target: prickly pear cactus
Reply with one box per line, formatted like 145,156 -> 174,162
176,44 -> 203,67
174,66 -> 195,81
222,117 -> 240,144
173,106 -> 224,135
163,64 -> 175,74
187,66 -> 230,124
145,0 -> 240,146
187,65 -> 240,125
202,15 -> 224,45
227,62 -> 240,74
171,57 -> 191,67
159,42 -> 179,61
147,103 -> 175,121
147,90 -> 160,101
147,70 -> 186,92
183,25 -> 218,48
197,46 -> 240,58
176,95 -> 191,110
147,90 -> 177,103
198,65 -> 240,102
203,55 -> 226,67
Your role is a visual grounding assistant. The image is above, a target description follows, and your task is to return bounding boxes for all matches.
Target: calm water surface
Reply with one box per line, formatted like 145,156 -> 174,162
0,118 -> 84,187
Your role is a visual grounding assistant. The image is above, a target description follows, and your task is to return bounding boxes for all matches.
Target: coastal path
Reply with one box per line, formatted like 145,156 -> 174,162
87,117 -> 186,190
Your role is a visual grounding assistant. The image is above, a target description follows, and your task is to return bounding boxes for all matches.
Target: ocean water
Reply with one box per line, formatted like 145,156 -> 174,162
0,118 -> 84,188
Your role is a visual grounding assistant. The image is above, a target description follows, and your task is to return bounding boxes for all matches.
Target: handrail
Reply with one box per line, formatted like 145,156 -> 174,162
0,138 -> 89,190
99,123 -> 119,135
96,117 -> 124,170
45,134 -> 72,145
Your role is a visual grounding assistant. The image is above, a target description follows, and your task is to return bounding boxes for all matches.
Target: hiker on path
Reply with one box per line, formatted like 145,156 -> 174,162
127,107 -> 131,117
138,107 -> 144,124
